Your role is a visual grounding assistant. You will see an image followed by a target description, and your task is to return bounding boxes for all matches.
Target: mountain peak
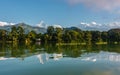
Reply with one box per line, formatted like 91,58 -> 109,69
36,21 -> 47,28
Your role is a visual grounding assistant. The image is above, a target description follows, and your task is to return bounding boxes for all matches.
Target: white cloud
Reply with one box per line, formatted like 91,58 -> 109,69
0,21 -> 8,26
67,0 -> 120,11
81,22 -> 98,27
53,24 -> 63,29
79,21 -> 120,31
80,22 -> 86,25
36,21 -> 63,29
91,22 -> 97,25
0,21 -> 15,26
9,23 -> 15,25
80,22 -> 90,27
107,22 -> 120,27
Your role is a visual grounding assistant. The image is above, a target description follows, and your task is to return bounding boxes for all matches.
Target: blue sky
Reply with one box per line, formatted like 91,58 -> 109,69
0,0 -> 120,27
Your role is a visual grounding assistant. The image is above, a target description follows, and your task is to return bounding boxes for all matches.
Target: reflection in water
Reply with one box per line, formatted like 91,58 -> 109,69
0,43 -> 120,75
45,53 -> 49,61
0,57 -> 14,60
37,54 -> 44,64
37,53 -> 49,64
36,51 -> 120,64
0,43 -> 120,61
81,51 -> 120,62
53,53 -> 63,61
37,53 -> 63,64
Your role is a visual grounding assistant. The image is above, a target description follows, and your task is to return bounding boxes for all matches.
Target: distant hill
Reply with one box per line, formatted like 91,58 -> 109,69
108,28 -> 120,35
108,28 -> 120,32
0,23 -> 47,34
64,27 -> 82,32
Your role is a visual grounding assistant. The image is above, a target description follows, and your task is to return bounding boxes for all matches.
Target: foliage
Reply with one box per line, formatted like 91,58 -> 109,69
0,26 -> 120,45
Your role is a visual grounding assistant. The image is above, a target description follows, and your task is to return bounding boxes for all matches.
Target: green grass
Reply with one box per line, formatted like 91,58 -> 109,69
56,42 -> 108,46
96,42 -> 107,45
56,43 -> 86,46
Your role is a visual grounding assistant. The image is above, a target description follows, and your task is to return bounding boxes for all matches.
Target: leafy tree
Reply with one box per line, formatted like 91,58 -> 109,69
101,31 -> 108,42
0,30 -> 7,41
91,31 -> 101,44
108,29 -> 120,44
41,33 -> 49,43
47,26 -> 54,41
1,24 -> 120,45
62,30 -> 72,43
69,30 -> 79,42
27,30 -> 36,41
7,31 -> 13,41
36,33 -> 42,39
55,28 -> 63,43
84,31 -> 92,45
11,26 -> 18,41
17,26 -> 25,42
78,31 -> 84,43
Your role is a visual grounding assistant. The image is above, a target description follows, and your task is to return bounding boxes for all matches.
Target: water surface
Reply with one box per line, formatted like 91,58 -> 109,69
0,43 -> 120,75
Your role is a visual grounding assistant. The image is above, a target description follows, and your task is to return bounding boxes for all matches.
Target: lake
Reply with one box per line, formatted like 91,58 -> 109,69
0,43 -> 120,75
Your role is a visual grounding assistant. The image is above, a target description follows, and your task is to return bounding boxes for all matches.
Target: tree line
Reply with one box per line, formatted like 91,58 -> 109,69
0,26 -> 120,45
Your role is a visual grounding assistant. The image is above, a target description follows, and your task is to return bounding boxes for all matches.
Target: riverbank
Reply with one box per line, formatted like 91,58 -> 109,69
56,42 -> 109,46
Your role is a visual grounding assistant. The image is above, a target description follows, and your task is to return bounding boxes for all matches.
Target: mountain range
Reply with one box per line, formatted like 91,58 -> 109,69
0,23 -> 47,34
77,22 -> 120,31
0,21 -> 120,33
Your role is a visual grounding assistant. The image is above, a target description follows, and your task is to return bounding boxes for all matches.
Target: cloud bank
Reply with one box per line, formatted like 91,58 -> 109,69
36,21 -> 63,29
53,24 -> 63,29
0,21 -> 15,26
67,0 -> 120,11
79,21 -> 120,31
1,20 -> 119,31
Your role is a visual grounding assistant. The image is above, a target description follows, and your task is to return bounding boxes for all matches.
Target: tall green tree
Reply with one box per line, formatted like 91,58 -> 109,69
101,31 -> 108,42
0,30 -> 7,41
69,30 -> 79,42
11,26 -> 18,41
27,30 -> 36,41
47,26 -> 54,41
91,31 -> 101,44
84,31 -> 92,45
17,26 -> 25,42
108,29 -> 120,44
55,28 -> 63,43
41,33 -> 49,43
62,30 -> 72,43
78,31 -> 84,43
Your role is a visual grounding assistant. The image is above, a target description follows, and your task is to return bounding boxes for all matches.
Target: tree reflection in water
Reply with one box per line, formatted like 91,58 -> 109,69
0,43 -> 120,62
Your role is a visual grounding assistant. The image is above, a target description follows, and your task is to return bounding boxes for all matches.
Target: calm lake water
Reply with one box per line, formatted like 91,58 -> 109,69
0,43 -> 120,75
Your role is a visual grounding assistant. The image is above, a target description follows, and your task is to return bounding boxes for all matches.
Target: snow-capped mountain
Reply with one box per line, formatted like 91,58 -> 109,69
1,21 -> 120,32
36,21 -> 47,28
77,22 -> 120,31
0,21 -> 63,34
0,23 -> 47,34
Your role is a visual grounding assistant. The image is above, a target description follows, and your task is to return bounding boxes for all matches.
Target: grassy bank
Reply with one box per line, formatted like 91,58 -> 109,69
56,43 -> 87,46
56,42 -> 108,46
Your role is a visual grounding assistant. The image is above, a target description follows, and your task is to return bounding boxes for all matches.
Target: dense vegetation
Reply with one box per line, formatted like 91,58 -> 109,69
0,43 -> 120,58
0,26 -> 120,45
